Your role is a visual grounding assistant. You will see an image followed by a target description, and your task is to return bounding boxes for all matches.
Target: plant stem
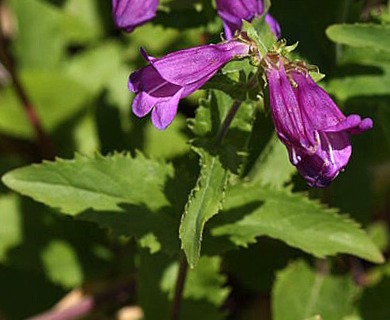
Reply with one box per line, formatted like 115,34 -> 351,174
0,4 -> 56,159
170,253 -> 188,320
215,100 -> 242,146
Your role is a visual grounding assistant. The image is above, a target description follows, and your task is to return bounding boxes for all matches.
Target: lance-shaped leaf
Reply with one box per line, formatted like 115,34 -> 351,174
180,148 -> 229,268
2,153 -> 173,214
212,184 -> 384,263
181,89 -> 257,267
326,24 -> 390,52
247,133 -> 296,189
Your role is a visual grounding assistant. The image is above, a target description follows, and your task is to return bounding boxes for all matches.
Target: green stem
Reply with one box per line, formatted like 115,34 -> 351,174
0,2 -> 56,159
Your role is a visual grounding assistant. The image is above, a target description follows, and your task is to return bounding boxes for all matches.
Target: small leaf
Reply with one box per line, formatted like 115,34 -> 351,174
180,149 -> 229,268
9,0 -> 66,69
326,24 -> 390,51
41,240 -> 83,288
2,153 -> 173,214
212,185 -> 384,263
273,260 -> 357,320
247,134 -> 295,189
181,89 -> 256,267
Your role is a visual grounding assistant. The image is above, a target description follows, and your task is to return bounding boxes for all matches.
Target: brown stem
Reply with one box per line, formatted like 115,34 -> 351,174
215,100 -> 242,146
170,253 -> 188,320
0,3 -> 56,159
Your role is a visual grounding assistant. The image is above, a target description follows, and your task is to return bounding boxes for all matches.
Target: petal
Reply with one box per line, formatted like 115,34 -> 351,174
216,0 -> 280,38
151,88 -> 184,130
292,71 -> 346,132
349,117 -> 373,134
129,64 -> 182,97
266,63 -> 310,148
132,91 -> 156,118
322,114 -> 373,134
112,0 -> 159,32
295,131 -> 351,188
150,40 -> 249,87
265,14 -> 281,38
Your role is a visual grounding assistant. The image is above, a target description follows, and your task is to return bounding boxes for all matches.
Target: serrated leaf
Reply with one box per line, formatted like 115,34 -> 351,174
212,185 -> 384,263
326,24 -> 390,51
182,89 -> 257,267
180,149 -> 229,268
2,153 -> 173,214
2,153 -> 180,254
273,260 -> 357,320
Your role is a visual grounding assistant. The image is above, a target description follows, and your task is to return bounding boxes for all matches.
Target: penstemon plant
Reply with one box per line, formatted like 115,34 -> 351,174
0,0 -> 389,319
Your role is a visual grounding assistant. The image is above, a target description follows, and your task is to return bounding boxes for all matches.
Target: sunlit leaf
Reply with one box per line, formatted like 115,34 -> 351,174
2,153 -> 173,214
212,184 -> 384,263
273,260 -> 357,320
327,24 -> 390,52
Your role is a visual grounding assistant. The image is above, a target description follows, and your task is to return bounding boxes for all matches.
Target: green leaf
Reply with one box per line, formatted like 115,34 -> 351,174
181,89 -> 257,267
366,221 -> 389,253
212,185 -> 384,263
0,71 -> 90,139
273,260 -> 357,320
9,0 -> 67,69
41,240 -> 83,288
179,149 -> 229,268
326,24 -> 390,51
2,153 -> 180,254
247,134 -> 295,189
2,153 -> 173,214
62,0 -> 106,44
143,115 -> 190,159
325,65 -> 390,101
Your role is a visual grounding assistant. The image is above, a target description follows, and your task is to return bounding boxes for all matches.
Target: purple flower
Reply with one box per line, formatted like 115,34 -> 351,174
112,0 -> 159,33
263,54 -> 373,187
216,0 -> 281,39
129,40 -> 250,129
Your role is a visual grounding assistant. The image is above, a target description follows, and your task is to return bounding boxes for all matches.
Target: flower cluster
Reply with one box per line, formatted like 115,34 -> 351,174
128,41 -> 251,129
262,54 -> 372,187
113,0 -> 372,187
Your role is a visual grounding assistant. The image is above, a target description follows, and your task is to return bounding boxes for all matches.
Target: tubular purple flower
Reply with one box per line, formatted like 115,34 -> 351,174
129,40 -> 250,129
216,0 -> 281,39
112,0 -> 159,33
263,54 -> 373,187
